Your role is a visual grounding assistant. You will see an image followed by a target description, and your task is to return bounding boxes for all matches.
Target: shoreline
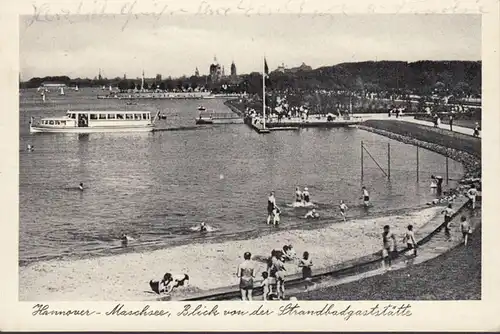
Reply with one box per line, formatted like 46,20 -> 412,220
19,206 -> 443,301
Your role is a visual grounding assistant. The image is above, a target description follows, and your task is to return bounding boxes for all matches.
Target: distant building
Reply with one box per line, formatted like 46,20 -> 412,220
275,62 -> 286,73
195,67 -> 200,77
209,56 -> 222,83
41,82 -> 66,88
222,66 -> 225,77
230,61 -> 237,77
155,74 -> 162,82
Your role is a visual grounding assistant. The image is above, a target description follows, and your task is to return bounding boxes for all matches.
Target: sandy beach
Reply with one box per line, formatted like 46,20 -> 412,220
19,206 -> 443,301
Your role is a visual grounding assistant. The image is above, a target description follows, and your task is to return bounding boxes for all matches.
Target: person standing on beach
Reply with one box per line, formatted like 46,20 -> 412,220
403,225 -> 417,258
302,187 -> 311,204
361,186 -> 370,207
431,175 -> 444,195
382,225 -> 397,269
267,192 -> 276,225
298,251 -> 315,291
441,203 -> 454,238
467,184 -> 478,211
449,114 -> 454,132
473,123 -> 481,137
295,187 -> 303,204
237,252 -> 255,301
460,216 -> 472,246
269,250 -> 286,300
339,200 -> 349,222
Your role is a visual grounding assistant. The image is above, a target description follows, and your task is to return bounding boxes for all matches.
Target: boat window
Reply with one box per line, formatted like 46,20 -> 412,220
71,113 -> 76,119
134,114 -> 141,120
49,120 -> 54,125
117,114 -> 124,119
108,114 -> 116,119
61,121 -> 66,125
142,113 -> 148,120
90,114 -> 98,120
99,114 -> 106,120
55,121 -> 60,125
125,114 -> 134,120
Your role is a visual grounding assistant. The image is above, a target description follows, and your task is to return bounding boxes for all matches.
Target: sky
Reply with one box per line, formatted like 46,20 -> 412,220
19,14 -> 481,80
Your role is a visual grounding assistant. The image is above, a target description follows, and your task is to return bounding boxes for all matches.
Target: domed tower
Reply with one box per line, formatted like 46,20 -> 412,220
209,56 -> 222,83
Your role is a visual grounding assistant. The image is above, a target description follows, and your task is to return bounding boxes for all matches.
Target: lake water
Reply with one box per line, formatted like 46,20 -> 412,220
19,88 -> 463,265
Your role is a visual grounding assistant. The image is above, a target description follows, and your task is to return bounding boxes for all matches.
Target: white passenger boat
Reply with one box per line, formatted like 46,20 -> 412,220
29,110 -> 157,133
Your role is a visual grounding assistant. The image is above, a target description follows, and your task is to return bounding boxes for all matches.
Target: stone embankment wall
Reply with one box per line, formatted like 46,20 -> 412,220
360,120 -> 481,181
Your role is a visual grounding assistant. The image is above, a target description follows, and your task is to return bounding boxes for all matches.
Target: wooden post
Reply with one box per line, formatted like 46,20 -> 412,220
361,141 -> 364,180
446,156 -> 449,184
387,142 -> 391,180
416,146 -> 419,182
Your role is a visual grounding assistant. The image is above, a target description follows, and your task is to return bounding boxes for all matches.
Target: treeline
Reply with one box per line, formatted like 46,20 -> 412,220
21,60 -> 481,97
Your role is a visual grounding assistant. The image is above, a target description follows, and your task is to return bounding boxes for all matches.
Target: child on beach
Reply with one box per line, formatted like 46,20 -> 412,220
298,251 -> 315,291
460,216 -> 472,246
272,206 -> 281,226
403,225 -> 417,258
261,271 -> 271,301
339,200 -> 348,222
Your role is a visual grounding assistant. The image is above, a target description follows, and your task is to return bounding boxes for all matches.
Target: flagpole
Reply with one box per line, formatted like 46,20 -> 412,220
262,56 -> 266,129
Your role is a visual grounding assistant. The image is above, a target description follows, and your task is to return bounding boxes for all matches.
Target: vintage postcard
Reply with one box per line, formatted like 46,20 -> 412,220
1,0 -> 499,331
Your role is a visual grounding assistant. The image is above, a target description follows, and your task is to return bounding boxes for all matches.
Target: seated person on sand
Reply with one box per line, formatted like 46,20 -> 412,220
149,273 -> 190,295
304,209 -> 319,219
282,245 -> 296,261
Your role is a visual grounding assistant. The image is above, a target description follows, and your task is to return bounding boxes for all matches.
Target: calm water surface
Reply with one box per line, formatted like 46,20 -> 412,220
19,88 -> 463,265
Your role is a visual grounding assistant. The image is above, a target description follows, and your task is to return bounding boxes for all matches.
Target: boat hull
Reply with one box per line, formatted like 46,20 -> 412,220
30,125 -> 154,133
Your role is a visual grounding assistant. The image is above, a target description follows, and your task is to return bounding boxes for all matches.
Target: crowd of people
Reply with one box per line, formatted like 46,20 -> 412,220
236,244 -> 316,301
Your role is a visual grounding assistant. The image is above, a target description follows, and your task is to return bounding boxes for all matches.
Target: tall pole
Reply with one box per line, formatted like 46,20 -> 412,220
416,146 -> 419,182
361,141 -> 364,180
262,57 -> 266,129
446,156 -> 449,184
387,142 -> 391,180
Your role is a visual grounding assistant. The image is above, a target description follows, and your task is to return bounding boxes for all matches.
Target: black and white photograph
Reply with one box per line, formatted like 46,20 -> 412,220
16,10 -> 485,305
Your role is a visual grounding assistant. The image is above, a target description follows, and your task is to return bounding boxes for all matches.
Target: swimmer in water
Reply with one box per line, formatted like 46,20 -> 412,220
304,209 -> 319,219
121,233 -> 134,246
200,222 -> 207,232
295,187 -> 302,203
78,182 -> 84,191
339,200 -> 349,222
267,191 -> 276,225
302,187 -> 310,204
27,144 -> 34,151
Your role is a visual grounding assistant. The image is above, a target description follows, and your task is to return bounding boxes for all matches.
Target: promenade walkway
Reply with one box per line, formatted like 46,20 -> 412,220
358,113 -> 480,138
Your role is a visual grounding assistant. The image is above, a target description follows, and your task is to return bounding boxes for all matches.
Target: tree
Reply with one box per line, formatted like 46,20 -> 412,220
118,80 -> 129,91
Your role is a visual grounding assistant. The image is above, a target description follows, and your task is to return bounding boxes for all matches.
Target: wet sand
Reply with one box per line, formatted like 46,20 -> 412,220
19,207 -> 442,301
